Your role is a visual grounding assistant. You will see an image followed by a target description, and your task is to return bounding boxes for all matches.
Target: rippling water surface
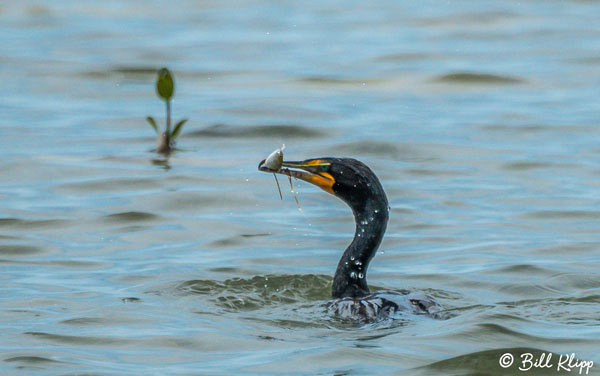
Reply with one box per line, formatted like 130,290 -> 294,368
2,1 -> 600,375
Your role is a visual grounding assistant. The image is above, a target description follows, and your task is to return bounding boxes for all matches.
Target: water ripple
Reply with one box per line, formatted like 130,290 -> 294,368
432,72 -> 524,85
188,124 -> 326,139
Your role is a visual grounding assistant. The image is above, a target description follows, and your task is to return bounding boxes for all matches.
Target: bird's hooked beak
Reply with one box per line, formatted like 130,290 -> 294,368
258,158 -> 335,194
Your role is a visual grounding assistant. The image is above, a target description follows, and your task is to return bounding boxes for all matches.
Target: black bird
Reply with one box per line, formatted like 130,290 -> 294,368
259,157 -> 441,321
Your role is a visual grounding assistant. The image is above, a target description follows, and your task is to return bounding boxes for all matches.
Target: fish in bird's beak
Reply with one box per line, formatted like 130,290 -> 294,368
258,157 -> 335,195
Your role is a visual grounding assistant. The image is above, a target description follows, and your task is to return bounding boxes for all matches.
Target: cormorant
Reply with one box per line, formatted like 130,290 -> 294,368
259,157 -> 441,321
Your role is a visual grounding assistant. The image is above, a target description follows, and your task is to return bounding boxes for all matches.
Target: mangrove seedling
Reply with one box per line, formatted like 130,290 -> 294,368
146,67 -> 187,153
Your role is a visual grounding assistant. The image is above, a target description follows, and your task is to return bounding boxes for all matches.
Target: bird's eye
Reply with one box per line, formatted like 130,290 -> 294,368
320,165 -> 330,172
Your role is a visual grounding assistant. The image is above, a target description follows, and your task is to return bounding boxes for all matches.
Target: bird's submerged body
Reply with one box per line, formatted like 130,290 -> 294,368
259,155 -> 442,322
328,291 -> 442,322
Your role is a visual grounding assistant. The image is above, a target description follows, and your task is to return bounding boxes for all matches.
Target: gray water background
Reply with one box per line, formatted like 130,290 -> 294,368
1,1 -> 600,375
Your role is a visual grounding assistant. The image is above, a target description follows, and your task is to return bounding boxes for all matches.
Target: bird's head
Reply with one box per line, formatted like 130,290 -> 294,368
259,157 -> 388,216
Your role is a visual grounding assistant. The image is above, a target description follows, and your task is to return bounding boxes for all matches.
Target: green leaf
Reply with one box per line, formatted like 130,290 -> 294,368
156,68 -> 174,101
170,118 -> 187,139
146,116 -> 159,133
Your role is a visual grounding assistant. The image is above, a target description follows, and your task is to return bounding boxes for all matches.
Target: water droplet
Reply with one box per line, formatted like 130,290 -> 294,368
354,260 -> 362,266
350,256 -> 355,261
357,233 -> 361,237
345,261 -> 348,265
361,228 -> 365,233
374,209 -> 379,214
380,250 -> 385,255
350,271 -> 357,279
358,273 -> 364,279
360,219 -> 368,225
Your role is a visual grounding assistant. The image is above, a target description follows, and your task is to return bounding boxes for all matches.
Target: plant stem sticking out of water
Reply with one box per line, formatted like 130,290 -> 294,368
145,68 -> 188,154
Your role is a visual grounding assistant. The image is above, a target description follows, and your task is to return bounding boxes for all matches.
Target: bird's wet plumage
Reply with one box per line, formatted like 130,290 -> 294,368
259,156 -> 441,321
328,291 -> 442,322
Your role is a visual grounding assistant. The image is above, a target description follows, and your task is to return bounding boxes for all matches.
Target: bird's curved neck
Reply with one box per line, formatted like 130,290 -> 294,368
332,198 -> 388,299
